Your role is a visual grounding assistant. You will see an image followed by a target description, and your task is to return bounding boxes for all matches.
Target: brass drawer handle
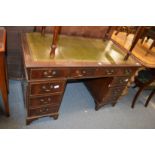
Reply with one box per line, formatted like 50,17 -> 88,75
75,70 -> 83,77
40,99 -> 44,102
106,69 -> 114,75
43,70 -> 57,78
39,98 -> 52,104
39,108 -> 49,113
40,99 -> 48,104
42,86 -> 51,92
82,70 -> 86,74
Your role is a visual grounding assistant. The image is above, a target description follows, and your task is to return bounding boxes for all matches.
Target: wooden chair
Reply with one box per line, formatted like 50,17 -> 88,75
35,26 -> 109,57
33,26 -> 61,57
104,26 -> 146,60
131,68 -> 155,108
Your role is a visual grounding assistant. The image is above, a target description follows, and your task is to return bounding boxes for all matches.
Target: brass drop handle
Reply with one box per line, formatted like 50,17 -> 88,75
75,70 -> 83,77
42,85 -> 51,92
106,69 -> 114,75
39,108 -> 49,113
43,70 -> 57,78
40,99 -> 48,104
40,98 -> 51,104
40,99 -> 44,102
82,70 -> 86,74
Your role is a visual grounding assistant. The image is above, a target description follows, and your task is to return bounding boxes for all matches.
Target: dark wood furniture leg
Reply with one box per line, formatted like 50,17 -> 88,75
144,89 -> 155,107
131,87 -> 144,108
0,53 -> 10,116
50,26 -> 62,57
124,27 -> 145,60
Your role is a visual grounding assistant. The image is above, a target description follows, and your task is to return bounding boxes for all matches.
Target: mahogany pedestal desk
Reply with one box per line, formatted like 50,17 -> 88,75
22,32 -> 140,125
0,27 -> 9,116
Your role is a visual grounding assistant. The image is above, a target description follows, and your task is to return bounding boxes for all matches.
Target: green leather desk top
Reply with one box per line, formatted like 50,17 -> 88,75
26,32 -> 139,66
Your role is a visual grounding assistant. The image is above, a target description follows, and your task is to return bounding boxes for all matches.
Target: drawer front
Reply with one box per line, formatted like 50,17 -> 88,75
30,81 -> 65,95
29,94 -> 62,108
107,86 -> 125,98
122,68 -> 135,76
98,67 -> 119,76
70,68 -> 96,78
110,77 -> 129,87
30,68 -> 68,80
97,67 -> 135,77
28,105 -> 59,117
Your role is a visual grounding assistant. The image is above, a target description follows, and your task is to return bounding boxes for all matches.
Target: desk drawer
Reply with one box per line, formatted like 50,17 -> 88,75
97,67 -> 135,77
29,94 -> 62,108
123,68 -> 134,76
28,105 -> 59,117
30,81 -> 65,95
30,68 -> 68,80
70,68 -> 96,78
107,86 -> 125,97
98,67 -> 118,76
110,77 -> 129,87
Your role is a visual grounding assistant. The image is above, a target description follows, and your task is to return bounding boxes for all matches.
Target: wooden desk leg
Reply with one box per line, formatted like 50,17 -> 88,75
4,56 -> 9,93
0,53 -> 10,116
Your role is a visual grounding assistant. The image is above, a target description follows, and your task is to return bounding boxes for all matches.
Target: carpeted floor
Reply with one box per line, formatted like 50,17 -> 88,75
0,80 -> 155,129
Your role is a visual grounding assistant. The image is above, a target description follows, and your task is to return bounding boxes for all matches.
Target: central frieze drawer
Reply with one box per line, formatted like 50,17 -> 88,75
28,105 -> 59,117
29,94 -> 62,108
30,81 -> 65,95
70,68 -> 96,78
30,68 -> 68,80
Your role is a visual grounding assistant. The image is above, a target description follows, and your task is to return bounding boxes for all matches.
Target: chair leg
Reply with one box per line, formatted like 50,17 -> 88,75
131,87 -> 144,108
144,89 -> 155,107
